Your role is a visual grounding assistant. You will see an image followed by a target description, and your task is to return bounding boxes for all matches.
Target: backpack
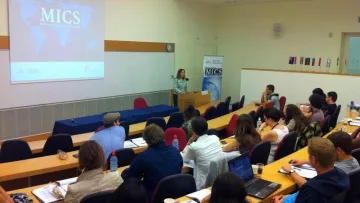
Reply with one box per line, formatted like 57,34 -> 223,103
294,122 -> 323,151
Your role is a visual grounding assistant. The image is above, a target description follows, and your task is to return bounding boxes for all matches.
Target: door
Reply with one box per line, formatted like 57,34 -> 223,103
348,37 -> 360,74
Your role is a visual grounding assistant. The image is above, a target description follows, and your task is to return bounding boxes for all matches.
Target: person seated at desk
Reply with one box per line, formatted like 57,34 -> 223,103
182,116 -> 223,189
261,84 -> 280,110
65,141 -> 123,203
121,124 -> 183,198
91,112 -> 126,159
325,91 -> 338,116
273,137 -> 350,203
201,172 -> 249,203
0,187 -> 13,203
312,88 -> 327,109
222,114 -> 261,153
302,94 -> 324,124
259,108 -> 289,163
281,104 -> 307,132
181,105 -> 197,140
108,178 -> 149,203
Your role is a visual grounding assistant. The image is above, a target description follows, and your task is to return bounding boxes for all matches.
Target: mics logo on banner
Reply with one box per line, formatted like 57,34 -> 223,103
41,8 -> 81,26
205,68 -> 222,76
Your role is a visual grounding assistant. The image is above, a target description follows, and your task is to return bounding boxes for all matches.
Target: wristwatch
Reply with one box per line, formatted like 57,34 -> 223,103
289,169 -> 295,174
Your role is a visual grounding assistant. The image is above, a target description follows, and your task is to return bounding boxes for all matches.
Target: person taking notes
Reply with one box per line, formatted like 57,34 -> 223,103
173,68 -> 188,107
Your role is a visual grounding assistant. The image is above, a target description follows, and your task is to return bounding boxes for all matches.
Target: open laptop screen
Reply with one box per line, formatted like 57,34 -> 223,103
228,155 -> 254,182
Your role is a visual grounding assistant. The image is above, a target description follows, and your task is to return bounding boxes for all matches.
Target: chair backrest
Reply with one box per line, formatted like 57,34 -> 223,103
204,106 -> 216,120
274,132 -> 298,161
95,126 -> 105,133
134,97 -> 148,109
329,190 -> 347,203
239,95 -> 245,109
344,168 -> 360,203
351,149 -> 360,164
167,112 -> 185,129
329,105 -> 341,128
164,128 -> 187,151
248,110 -> 256,127
224,96 -> 231,112
42,134 -> 73,156
120,121 -> 130,140
207,129 -> 219,137
249,142 -> 271,165
106,148 -> 136,169
146,117 -> 167,131
80,190 -> 114,203
279,96 -> 287,112
151,174 -> 196,203
320,115 -> 330,134
195,109 -> 200,116
215,102 -> 227,118
226,114 -> 239,138
231,102 -> 240,112
266,102 -> 273,109
0,140 -> 32,163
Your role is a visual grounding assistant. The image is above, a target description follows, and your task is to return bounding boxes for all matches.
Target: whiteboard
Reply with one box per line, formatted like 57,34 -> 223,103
0,51 -> 175,109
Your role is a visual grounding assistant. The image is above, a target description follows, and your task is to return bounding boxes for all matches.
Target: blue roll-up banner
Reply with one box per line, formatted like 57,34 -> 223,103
202,56 -> 224,101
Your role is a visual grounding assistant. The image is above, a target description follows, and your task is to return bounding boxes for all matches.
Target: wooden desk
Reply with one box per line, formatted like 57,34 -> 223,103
0,102 -> 256,184
24,101 -> 219,154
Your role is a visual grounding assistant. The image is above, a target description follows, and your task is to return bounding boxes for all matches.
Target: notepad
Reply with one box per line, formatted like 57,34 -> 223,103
131,138 -> 148,147
124,140 -> 138,148
186,189 -> 211,202
350,121 -> 360,127
32,177 -> 78,203
279,164 -> 317,179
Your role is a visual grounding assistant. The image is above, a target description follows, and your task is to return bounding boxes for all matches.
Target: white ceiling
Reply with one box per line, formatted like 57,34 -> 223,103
192,0 -> 312,5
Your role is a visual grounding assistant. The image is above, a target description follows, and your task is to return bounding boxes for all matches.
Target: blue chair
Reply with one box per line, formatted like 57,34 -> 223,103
42,134 -> 73,156
239,95 -> 245,109
146,117 -> 167,131
0,140 -> 32,163
120,121 -> 130,140
249,142 -> 271,165
344,168 -> 360,203
274,132 -> 298,161
204,106 -> 216,120
80,190 -> 114,203
167,112 -> 185,129
224,96 -> 231,113
151,174 -> 196,203
195,109 -> 200,116
215,102 -> 227,118
207,129 -> 219,137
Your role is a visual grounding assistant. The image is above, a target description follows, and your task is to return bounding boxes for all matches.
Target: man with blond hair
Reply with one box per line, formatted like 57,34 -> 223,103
273,137 -> 350,203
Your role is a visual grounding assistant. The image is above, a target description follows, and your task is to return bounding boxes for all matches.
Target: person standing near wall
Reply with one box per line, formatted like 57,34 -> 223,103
173,69 -> 188,107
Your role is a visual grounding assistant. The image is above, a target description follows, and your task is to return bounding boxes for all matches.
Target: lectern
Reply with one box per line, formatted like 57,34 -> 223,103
170,90 -> 211,112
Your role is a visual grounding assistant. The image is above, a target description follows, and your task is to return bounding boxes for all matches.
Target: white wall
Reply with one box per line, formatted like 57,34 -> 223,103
215,0 -> 360,101
240,69 -> 356,120
0,0 -> 217,109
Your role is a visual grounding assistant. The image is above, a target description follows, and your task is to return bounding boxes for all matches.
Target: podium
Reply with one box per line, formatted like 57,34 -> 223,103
171,90 -> 211,112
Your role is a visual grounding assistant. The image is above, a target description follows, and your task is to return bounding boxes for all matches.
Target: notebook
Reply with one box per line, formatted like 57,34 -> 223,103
131,137 -> 148,147
186,189 -> 211,202
32,177 -> 78,203
279,164 -> 317,179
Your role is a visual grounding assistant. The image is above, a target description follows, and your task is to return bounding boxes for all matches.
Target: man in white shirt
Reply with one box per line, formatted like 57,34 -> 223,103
182,116 -> 223,189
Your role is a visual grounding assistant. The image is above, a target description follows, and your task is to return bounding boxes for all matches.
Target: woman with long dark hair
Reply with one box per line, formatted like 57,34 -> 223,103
173,69 -> 188,107
203,172 -> 248,203
283,104 -> 308,132
222,114 -> 261,153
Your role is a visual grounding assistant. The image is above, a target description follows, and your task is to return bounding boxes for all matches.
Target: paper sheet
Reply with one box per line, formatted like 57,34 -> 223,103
350,122 -> 360,127
186,189 -> 211,202
32,177 -> 78,203
124,140 -> 138,148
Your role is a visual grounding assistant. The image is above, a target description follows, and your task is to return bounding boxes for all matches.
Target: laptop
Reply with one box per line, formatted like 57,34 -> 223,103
228,154 -> 281,199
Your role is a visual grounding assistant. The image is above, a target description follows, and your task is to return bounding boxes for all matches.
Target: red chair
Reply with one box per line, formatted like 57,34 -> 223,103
279,96 -> 287,112
266,102 -> 273,109
226,114 -> 239,138
134,97 -> 148,109
164,128 -> 187,151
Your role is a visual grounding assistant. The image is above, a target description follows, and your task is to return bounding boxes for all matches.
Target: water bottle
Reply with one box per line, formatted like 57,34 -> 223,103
110,151 -> 118,172
172,135 -> 179,150
257,117 -> 262,129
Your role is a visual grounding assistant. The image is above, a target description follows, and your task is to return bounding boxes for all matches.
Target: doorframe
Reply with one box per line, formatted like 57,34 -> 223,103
340,32 -> 360,73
